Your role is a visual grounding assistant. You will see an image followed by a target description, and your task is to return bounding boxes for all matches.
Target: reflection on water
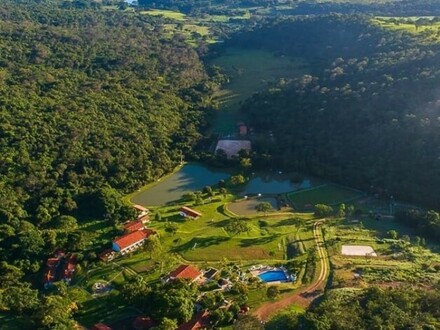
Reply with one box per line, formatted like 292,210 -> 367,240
131,164 -> 230,206
131,164 -> 317,206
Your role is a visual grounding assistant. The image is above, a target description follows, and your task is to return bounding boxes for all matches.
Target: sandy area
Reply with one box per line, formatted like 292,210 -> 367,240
341,245 -> 377,256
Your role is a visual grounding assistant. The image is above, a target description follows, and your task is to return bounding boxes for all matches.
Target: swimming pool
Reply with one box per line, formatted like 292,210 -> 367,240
258,270 -> 289,282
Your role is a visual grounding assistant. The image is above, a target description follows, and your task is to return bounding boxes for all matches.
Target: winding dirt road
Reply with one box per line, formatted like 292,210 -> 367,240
253,221 -> 329,321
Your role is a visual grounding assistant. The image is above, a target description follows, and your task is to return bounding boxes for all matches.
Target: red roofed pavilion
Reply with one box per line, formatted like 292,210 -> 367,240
180,206 -> 202,219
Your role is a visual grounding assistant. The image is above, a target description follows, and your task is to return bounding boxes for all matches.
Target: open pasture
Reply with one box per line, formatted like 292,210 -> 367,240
287,184 -> 364,210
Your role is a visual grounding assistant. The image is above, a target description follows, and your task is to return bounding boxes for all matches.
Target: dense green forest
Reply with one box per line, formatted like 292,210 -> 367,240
264,287 -> 440,329
231,16 -> 440,217
0,1 -> 215,325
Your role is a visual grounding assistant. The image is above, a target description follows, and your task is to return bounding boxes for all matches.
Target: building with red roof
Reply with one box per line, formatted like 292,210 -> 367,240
63,254 -> 76,282
166,264 -> 202,283
91,323 -> 113,330
180,207 -> 202,219
177,310 -> 210,330
123,220 -> 144,233
112,229 -> 155,255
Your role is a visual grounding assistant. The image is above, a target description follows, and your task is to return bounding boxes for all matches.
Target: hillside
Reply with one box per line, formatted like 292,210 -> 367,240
232,16 -> 440,217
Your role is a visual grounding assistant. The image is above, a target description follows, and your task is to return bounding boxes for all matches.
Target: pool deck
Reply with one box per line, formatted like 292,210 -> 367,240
250,265 -> 292,284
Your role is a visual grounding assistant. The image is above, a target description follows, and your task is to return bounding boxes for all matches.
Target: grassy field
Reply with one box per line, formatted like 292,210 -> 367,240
373,17 -> 440,44
324,218 -> 440,288
140,9 -> 187,21
287,184 -> 365,210
210,48 -> 309,134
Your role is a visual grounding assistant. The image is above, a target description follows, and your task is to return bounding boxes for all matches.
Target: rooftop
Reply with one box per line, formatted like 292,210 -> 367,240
113,230 -> 152,250
177,310 -> 210,330
169,264 -> 201,281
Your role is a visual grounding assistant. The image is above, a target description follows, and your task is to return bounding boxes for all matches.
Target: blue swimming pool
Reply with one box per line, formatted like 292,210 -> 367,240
258,270 -> 288,282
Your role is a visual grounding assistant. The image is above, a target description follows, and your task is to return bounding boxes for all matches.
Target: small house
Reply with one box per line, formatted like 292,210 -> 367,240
180,206 -> 202,219
166,264 -> 202,283
91,324 -> 113,330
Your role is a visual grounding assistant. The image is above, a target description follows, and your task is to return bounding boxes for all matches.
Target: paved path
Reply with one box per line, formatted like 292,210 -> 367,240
253,221 -> 329,321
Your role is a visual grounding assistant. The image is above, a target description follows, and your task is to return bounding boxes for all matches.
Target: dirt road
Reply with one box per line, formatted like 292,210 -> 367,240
253,221 -> 329,321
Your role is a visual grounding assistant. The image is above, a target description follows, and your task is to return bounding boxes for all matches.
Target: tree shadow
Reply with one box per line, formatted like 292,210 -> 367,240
273,218 -> 301,227
239,234 -> 281,247
172,236 -> 230,252
209,219 -> 230,228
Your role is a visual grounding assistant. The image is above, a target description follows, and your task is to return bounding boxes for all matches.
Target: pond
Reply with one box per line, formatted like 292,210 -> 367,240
130,163 -> 317,206
130,164 -> 230,206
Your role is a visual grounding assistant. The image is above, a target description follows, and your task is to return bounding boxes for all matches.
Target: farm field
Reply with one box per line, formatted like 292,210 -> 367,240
287,184 -> 365,210
210,48 -> 309,134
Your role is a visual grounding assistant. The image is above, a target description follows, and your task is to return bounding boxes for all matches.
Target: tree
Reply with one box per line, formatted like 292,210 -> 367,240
314,204 -> 333,218
0,283 -> 39,314
151,317 -> 178,330
165,223 -> 178,235
155,212 -> 162,221
240,157 -> 252,174
33,295 -> 77,329
226,218 -> 250,235
144,236 -> 162,258
233,315 -> 264,330
256,202 -> 273,215
230,174 -> 245,186
219,187 -> 227,198
55,215 -> 78,232
337,204 -> 346,218
265,309 -> 300,330
266,286 -> 279,299
387,230 -> 398,239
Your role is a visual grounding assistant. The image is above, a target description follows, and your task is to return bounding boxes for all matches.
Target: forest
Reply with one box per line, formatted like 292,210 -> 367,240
0,1 -> 218,326
231,16 -> 440,218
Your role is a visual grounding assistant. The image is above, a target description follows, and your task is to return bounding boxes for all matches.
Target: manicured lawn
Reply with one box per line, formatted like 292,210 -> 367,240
287,184 -> 365,210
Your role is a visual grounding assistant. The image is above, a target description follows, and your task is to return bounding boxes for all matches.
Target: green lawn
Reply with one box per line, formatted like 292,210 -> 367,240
372,17 -> 440,44
210,48 -> 309,134
140,9 -> 187,21
287,184 -> 365,210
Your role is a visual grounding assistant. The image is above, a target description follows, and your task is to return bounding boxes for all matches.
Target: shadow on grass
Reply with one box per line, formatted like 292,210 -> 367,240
239,234 -> 281,247
172,236 -> 231,252
273,218 -> 302,227
209,219 -> 230,228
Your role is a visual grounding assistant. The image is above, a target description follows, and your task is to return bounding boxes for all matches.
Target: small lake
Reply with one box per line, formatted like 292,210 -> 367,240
130,163 -> 316,206
131,164 -> 230,206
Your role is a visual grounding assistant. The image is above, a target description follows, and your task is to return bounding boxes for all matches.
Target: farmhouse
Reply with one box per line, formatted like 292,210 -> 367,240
215,139 -> 251,158
165,264 -> 202,283
180,206 -> 202,219
112,229 -> 155,255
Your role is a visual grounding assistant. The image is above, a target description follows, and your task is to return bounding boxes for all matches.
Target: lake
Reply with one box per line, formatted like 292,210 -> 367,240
130,163 -> 316,206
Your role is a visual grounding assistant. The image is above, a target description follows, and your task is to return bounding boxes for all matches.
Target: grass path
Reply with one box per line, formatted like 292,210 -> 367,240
253,220 -> 329,321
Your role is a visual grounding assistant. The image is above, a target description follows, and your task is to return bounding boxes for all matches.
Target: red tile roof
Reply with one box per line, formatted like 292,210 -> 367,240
92,323 -> 113,330
180,207 -> 202,218
123,220 -> 144,232
113,230 -> 148,250
169,264 -> 201,281
178,311 -> 210,330
113,229 -> 155,251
